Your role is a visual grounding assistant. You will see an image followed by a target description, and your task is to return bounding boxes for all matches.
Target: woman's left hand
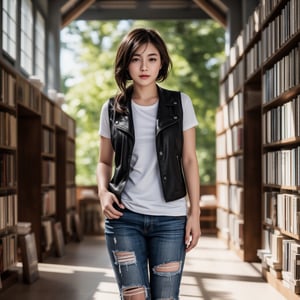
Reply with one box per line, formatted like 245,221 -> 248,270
185,214 -> 201,252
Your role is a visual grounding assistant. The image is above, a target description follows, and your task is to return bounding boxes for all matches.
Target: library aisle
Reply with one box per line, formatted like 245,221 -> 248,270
1,235 -> 285,300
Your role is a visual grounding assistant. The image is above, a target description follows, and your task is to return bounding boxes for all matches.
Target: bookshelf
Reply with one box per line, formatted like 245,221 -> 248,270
216,24 -> 262,261
0,57 -> 76,291
66,117 -> 76,240
0,61 -> 18,290
55,108 -> 77,242
217,0 -> 300,298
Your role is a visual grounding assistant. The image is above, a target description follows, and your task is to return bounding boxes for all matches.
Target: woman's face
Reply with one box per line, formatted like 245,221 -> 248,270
128,42 -> 162,87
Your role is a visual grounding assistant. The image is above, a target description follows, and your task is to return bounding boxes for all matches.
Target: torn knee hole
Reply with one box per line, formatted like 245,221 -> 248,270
123,286 -> 145,297
154,261 -> 180,273
114,251 -> 136,264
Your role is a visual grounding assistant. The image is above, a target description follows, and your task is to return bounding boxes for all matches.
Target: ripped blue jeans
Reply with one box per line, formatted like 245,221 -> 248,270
105,208 -> 187,300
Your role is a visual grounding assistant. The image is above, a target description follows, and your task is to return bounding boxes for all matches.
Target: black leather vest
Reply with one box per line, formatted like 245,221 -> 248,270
108,86 -> 186,202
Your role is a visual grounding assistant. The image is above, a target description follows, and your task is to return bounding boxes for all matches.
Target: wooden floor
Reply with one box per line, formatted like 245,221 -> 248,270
0,235 -> 286,300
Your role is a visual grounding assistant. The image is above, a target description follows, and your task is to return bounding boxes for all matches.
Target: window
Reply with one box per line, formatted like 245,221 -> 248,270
35,11 -> 46,84
2,0 -> 17,59
20,0 -> 33,75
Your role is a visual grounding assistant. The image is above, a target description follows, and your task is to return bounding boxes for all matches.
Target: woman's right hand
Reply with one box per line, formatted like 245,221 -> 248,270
99,190 -> 125,219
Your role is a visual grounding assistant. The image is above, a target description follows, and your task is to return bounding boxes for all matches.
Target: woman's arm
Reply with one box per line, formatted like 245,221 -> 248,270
182,127 -> 201,252
96,136 -> 124,219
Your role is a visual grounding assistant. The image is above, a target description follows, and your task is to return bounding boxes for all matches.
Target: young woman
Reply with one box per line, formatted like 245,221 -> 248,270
97,28 -> 201,300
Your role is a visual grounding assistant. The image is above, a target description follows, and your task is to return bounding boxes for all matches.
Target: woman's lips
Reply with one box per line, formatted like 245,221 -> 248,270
139,75 -> 150,79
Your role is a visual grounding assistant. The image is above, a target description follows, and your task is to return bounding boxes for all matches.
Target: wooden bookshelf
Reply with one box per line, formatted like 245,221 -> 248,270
0,56 -> 76,293
0,62 -> 18,290
217,0 -> 300,297
55,126 -> 67,242
66,119 -> 77,240
17,105 -> 44,260
55,112 -> 77,242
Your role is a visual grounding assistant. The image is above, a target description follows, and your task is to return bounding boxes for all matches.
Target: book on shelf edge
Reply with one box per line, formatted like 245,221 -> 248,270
19,233 -> 39,284
53,222 -> 65,257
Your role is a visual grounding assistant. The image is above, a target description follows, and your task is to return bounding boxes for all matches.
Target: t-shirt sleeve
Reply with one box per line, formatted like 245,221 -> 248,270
98,100 -> 111,138
181,92 -> 198,131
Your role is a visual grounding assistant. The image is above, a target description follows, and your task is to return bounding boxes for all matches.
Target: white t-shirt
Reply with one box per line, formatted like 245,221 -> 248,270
99,92 -> 198,216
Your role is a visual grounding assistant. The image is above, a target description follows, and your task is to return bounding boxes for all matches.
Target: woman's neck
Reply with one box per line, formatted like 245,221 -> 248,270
132,85 -> 158,106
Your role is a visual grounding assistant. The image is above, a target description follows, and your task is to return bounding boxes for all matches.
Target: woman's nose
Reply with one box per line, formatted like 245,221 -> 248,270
141,60 -> 148,71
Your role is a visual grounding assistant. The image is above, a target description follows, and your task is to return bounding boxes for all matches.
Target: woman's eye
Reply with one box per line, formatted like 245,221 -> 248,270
131,57 -> 139,62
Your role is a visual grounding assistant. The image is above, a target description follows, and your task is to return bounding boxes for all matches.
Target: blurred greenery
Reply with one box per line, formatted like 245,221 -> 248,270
61,20 -> 225,185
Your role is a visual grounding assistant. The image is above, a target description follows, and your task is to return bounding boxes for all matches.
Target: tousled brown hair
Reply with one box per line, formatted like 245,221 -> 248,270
114,28 -> 172,112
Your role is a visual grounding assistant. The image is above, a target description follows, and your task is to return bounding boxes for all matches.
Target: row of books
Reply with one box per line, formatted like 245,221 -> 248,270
1,69 -> 72,132
0,234 -> 17,273
220,0 -> 300,99
219,4 -> 260,78
215,109 -> 224,135
216,159 -> 227,183
216,133 -> 226,158
229,185 -> 244,216
229,155 -> 243,183
217,208 -> 245,249
222,0 -> 299,77
0,112 -> 16,147
67,118 -> 76,139
244,5 -> 261,50
258,230 -> 283,278
258,230 -> 300,293
277,193 -> 300,235
219,60 -> 244,104
246,40 -> 262,79
67,139 -> 75,161
227,33 -> 244,71
42,128 -> 55,155
41,96 -> 54,127
264,191 -> 300,235
263,146 -> 300,187
42,160 -> 55,185
282,239 -> 300,293
42,213 -> 80,252
262,43 -> 300,104
229,213 -> 244,248
67,162 -> 76,184
0,153 -> 16,188
217,129 -> 242,159
81,206 -> 102,235
217,183 -> 229,209
225,93 -> 244,128
0,194 -> 18,230
217,182 -> 244,215
42,219 -> 54,252
42,190 -> 56,217
229,93 -> 244,125
216,207 -> 229,238
263,94 -> 300,143
0,69 -> 16,108
225,125 -> 243,155
219,183 -> 242,211
17,77 -> 41,113
260,0 -> 284,23
54,106 -> 68,129
262,0 -> 300,62
263,191 -> 278,226
66,187 -> 76,209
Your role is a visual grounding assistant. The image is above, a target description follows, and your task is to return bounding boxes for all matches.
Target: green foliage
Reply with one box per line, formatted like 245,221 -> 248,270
61,20 -> 225,185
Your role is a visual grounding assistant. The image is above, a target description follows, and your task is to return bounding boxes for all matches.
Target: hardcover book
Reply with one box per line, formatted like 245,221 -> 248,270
19,233 -> 39,284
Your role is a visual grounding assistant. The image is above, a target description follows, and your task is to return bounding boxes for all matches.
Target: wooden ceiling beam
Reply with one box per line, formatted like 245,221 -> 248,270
61,0 -> 96,28
193,0 -> 227,27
